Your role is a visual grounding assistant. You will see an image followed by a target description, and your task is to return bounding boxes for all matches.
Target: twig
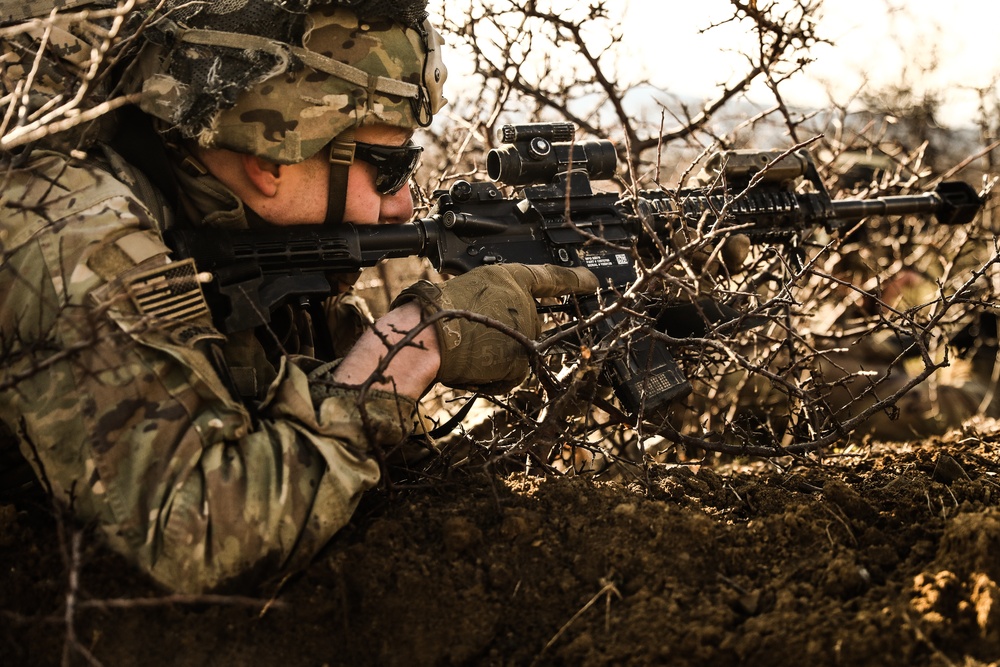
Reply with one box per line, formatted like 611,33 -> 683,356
531,579 -> 621,666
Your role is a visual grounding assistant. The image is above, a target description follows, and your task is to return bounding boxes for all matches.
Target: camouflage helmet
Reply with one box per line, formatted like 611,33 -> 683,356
132,0 -> 447,164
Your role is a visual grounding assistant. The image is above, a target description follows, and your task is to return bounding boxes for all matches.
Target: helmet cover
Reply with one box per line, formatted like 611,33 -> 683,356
133,0 -> 447,163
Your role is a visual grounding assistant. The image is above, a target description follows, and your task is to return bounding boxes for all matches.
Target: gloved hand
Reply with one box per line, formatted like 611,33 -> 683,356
672,225 -> 750,277
719,233 -> 751,275
393,263 -> 598,393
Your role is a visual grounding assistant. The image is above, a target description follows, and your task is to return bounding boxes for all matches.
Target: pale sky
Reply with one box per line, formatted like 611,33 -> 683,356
619,0 -> 1000,127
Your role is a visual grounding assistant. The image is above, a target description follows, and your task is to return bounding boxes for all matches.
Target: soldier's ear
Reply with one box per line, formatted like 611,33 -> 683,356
241,154 -> 281,198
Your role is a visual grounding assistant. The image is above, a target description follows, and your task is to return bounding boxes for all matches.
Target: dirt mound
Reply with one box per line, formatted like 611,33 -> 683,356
5,419 -> 1000,666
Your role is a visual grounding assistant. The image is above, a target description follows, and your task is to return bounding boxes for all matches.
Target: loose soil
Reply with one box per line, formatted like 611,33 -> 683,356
5,417 -> 1000,666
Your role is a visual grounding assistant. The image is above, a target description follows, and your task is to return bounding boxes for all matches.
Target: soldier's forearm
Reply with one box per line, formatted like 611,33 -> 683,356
333,301 -> 440,398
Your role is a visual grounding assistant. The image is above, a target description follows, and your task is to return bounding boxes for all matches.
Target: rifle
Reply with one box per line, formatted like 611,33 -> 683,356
168,122 -> 984,415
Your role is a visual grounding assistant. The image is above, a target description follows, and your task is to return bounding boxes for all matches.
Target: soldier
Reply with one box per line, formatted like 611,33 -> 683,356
0,0 -> 597,592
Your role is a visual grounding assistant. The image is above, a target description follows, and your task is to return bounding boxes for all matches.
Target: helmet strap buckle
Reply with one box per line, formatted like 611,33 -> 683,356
325,128 -> 356,225
327,133 -> 357,167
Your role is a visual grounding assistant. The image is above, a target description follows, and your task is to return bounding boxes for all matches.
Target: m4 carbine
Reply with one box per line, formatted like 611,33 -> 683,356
169,122 -> 984,416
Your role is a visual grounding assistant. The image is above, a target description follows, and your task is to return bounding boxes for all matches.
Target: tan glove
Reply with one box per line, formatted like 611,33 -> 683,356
719,233 -> 751,275
393,264 -> 598,393
672,225 -> 750,277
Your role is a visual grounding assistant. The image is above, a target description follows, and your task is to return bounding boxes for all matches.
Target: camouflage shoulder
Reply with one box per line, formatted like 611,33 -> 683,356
1,150 -> 159,252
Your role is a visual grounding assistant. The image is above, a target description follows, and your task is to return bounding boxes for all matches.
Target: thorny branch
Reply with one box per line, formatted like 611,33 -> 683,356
407,0 -> 1000,474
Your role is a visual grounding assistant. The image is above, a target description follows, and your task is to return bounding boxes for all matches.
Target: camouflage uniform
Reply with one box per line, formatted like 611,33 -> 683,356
0,2 -> 445,592
0,144 -> 420,592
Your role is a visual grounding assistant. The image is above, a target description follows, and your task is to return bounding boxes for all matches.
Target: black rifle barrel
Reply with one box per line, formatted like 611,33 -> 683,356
830,193 -> 939,220
828,181 -> 982,227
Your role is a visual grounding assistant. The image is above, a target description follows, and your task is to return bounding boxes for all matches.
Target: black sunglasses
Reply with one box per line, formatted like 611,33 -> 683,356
352,140 -> 423,195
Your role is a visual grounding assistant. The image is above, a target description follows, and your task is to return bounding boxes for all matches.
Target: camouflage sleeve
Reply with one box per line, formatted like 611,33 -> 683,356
0,153 -> 414,593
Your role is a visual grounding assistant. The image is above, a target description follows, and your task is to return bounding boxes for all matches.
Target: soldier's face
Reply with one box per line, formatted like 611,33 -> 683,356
341,124 -> 416,226
226,124 -> 417,227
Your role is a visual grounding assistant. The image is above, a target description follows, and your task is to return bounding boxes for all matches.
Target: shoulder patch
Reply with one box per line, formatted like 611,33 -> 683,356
125,258 -> 211,324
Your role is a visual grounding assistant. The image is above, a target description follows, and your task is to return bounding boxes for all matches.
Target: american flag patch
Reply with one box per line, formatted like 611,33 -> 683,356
125,259 -> 210,323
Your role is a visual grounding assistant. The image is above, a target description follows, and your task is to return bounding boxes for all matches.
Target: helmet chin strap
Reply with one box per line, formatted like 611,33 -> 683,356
325,127 -> 356,225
